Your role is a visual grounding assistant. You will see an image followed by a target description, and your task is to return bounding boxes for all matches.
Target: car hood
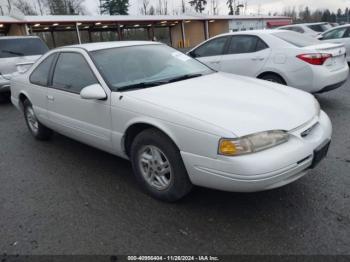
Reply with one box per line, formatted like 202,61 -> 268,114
124,72 -> 317,137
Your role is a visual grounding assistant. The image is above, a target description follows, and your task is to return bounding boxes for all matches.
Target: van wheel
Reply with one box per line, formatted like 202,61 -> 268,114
23,100 -> 53,140
259,74 -> 286,85
130,128 -> 193,202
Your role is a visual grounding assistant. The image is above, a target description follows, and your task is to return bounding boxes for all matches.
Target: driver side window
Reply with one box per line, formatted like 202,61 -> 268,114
193,37 -> 228,58
52,52 -> 98,94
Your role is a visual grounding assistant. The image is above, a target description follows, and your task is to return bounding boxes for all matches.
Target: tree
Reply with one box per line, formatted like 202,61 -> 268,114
140,0 -> 150,14
189,0 -> 207,13
149,5 -> 155,15
100,0 -> 129,15
14,0 -> 37,15
47,0 -> 86,15
227,0 -> 234,15
181,0 -> 186,13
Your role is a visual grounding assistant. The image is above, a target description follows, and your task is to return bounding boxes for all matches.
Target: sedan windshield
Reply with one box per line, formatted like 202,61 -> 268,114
90,44 -> 213,91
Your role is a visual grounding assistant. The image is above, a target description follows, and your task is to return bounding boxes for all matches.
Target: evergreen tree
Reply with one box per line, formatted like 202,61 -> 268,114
100,0 -> 129,15
188,0 -> 207,13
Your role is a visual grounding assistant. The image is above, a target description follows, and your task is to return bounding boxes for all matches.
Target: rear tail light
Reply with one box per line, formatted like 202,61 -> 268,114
297,53 -> 332,65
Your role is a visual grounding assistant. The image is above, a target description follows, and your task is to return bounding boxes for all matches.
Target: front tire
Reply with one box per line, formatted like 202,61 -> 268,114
130,128 -> 193,202
23,99 -> 53,140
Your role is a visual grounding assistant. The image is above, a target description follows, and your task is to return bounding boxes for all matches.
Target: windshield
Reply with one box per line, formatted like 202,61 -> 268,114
272,31 -> 321,47
307,23 -> 331,32
0,38 -> 49,58
90,44 -> 213,91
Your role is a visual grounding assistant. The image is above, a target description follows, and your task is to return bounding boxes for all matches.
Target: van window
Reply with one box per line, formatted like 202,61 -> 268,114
0,38 -> 49,58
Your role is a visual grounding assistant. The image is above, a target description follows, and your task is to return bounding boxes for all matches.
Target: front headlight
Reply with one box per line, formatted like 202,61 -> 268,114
218,130 -> 290,156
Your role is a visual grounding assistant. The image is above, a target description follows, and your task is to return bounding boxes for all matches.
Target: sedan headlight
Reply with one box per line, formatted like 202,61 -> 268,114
218,130 -> 290,156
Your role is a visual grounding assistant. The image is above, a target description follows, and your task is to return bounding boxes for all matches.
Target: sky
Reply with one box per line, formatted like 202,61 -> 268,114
84,0 -> 350,15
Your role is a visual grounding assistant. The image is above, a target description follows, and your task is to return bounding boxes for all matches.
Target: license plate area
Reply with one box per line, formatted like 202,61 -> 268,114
310,140 -> 331,169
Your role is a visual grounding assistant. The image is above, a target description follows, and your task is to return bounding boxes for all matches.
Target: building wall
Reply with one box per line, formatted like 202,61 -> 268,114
208,20 -> 229,38
170,23 -> 183,48
184,21 -> 205,48
229,19 -> 266,31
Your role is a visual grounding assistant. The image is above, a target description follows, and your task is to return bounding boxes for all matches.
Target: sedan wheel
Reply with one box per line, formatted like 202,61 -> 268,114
23,99 -> 53,140
25,106 -> 39,134
138,145 -> 172,191
131,128 -> 193,202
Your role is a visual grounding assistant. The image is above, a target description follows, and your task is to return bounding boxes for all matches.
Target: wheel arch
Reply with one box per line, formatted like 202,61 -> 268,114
123,120 -> 180,157
257,71 -> 288,85
18,92 -> 31,111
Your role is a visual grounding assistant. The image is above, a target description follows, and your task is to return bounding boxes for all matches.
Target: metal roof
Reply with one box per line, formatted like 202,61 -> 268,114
0,14 -> 291,24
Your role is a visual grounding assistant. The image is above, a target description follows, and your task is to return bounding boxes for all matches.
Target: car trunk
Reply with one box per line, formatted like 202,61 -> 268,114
303,43 -> 346,71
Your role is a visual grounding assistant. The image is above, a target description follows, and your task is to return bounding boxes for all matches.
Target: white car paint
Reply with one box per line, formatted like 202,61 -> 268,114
278,23 -> 332,38
319,25 -> 350,62
188,30 -> 349,93
11,42 -> 332,196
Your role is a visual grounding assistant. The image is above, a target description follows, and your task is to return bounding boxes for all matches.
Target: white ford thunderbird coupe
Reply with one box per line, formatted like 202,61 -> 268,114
11,42 -> 332,202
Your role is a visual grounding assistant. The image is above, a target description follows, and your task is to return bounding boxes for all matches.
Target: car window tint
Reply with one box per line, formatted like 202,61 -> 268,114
52,53 -> 98,93
323,27 -> 348,40
30,54 -> 56,87
307,24 -> 330,32
193,37 -> 228,57
0,38 -> 49,58
256,38 -> 269,51
227,36 -> 259,54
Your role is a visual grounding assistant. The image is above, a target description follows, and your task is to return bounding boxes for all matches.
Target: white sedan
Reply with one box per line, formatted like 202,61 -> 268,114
318,24 -> 350,62
188,30 -> 349,93
278,22 -> 332,37
11,42 -> 332,202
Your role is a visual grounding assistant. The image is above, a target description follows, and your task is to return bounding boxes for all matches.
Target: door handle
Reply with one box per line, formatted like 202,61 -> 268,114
210,61 -> 220,64
47,95 -> 54,101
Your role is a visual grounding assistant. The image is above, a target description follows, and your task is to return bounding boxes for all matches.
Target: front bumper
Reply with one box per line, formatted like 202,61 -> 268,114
181,111 -> 332,192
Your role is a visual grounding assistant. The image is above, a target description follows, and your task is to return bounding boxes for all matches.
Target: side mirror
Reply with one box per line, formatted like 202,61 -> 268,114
317,35 -> 324,40
80,84 -> 107,100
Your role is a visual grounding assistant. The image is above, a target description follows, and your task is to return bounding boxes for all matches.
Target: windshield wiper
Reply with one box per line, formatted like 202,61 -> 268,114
117,80 -> 168,92
2,50 -> 24,56
117,74 -> 204,92
166,73 -> 203,83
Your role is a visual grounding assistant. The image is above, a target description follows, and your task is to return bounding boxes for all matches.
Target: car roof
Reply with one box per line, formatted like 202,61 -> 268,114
215,29 -> 287,37
62,41 -> 161,52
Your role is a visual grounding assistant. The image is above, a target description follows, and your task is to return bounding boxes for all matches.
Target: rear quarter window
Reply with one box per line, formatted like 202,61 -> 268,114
0,38 -> 49,58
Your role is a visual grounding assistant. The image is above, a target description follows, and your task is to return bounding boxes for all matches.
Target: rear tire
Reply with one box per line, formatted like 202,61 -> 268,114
130,128 -> 193,202
259,73 -> 286,85
23,99 -> 53,140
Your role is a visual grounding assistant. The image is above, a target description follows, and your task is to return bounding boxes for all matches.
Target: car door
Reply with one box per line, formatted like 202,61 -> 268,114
321,27 -> 350,61
219,35 -> 271,77
27,53 -> 58,124
189,36 -> 229,70
47,51 -> 113,152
